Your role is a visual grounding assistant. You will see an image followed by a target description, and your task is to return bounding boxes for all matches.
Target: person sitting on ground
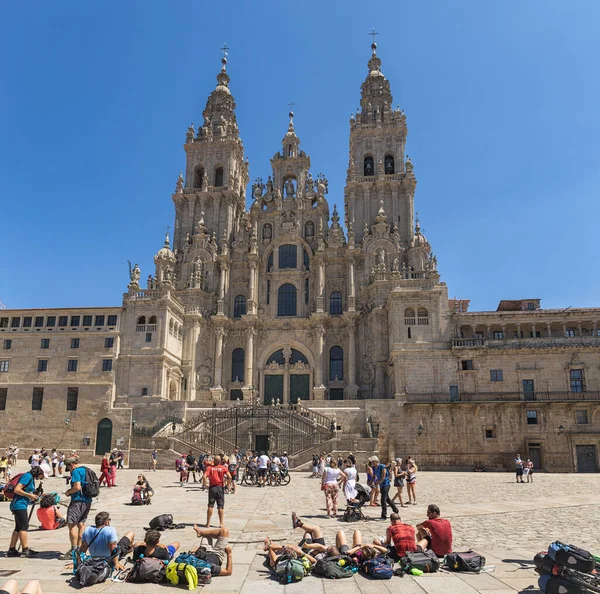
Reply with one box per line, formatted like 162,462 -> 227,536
191,525 -> 233,576
80,511 -> 134,570
36,494 -> 66,530
0,579 -> 44,594
374,513 -> 417,561
135,474 -> 153,502
132,529 -> 179,562
416,504 -> 453,557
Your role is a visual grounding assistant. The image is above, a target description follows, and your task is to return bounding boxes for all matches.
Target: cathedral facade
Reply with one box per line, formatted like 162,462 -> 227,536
2,43 -> 600,472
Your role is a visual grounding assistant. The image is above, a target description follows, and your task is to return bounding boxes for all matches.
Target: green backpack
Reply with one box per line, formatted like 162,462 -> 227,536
280,559 -> 307,584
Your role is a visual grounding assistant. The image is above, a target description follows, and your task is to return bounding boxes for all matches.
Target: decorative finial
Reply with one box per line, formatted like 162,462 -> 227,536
165,227 -> 170,247
415,212 -> 420,233
176,171 -> 184,193
220,42 -> 230,69
369,27 -> 378,52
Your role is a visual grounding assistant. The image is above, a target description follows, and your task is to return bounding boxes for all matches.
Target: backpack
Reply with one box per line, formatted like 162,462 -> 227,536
193,547 -> 222,568
534,551 -> 556,576
175,459 -> 182,472
149,514 -> 174,531
360,556 -> 394,579
127,557 -> 167,583
280,559 -> 307,584
313,555 -> 356,579
3,473 -> 25,500
166,562 -> 199,591
538,574 -> 585,594
175,553 -> 213,574
131,490 -> 143,506
403,550 -> 441,573
81,467 -> 100,499
76,558 -> 111,587
445,550 -> 486,573
28,455 -> 33,464
548,541 -> 595,574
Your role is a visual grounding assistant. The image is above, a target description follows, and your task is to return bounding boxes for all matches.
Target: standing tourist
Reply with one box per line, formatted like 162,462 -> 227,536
151,449 -> 158,472
227,453 -> 238,494
51,449 -> 58,477
257,451 -> 270,487
205,455 -> 230,528
7,465 -> 44,557
406,459 -> 418,505
321,459 -> 342,518
371,456 -> 399,520
524,457 -> 534,483
342,458 -> 357,502
311,453 -> 319,477
515,453 -> 524,483
109,450 -> 118,486
186,451 -> 198,483
366,459 -> 379,506
391,458 -> 407,507
117,449 -> 125,470
0,455 -> 7,479
57,451 -> 65,477
60,456 -> 93,560
99,453 -> 111,488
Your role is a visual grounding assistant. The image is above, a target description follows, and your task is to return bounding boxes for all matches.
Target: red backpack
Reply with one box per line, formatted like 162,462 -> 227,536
3,473 -> 26,500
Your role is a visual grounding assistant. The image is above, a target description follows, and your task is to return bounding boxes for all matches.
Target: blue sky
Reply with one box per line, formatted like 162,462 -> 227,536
1,1 -> 599,312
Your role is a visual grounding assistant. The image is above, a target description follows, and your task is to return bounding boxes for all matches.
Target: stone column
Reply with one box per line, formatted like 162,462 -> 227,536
316,259 -> 324,312
547,322 -> 552,338
188,197 -> 196,235
577,322 -> 582,337
210,327 -> 226,401
313,326 -> 326,399
348,258 -> 356,311
486,324 -> 492,339
347,318 -> 359,399
243,327 -> 256,392
516,324 -> 521,339
532,324 -> 537,338
217,263 -> 227,316
562,323 -> 567,336
248,263 -> 257,315
593,321 -> 597,336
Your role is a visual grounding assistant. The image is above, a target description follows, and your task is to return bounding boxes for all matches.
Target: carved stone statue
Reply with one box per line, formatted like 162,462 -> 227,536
284,177 -> 295,198
377,249 -> 386,266
392,257 -> 399,272
252,177 -> 265,201
264,176 -> 274,202
268,433 -> 275,452
128,261 -> 141,288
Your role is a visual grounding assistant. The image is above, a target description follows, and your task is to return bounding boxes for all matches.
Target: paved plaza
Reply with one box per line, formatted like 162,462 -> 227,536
1,463 -> 599,593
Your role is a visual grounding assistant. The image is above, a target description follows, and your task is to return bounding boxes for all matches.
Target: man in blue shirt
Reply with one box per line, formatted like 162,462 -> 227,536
7,465 -> 44,557
60,456 -> 93,560
370,456 -> 399,520
80,511 -> 134,569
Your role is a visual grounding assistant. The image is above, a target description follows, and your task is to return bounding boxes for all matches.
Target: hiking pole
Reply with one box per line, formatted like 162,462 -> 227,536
28,481 -> 44,522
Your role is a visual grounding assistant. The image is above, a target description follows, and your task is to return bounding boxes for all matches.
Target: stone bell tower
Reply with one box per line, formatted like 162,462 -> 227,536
173,50 -> 249,255
345,40 -> 416,246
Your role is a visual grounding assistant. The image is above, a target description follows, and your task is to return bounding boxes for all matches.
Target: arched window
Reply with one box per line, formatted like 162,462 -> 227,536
148,315 -> 157,324
364,156 -> 374,177
404,307 -> 415,318
329,346 -> 344,380
417,307 -> 429,326
267,252 -> 273,271
233,295 -> 247,318
385,155 -> 395,174
267,349 -> 285,365
303,249 -> 310,270
279,244 -> 297,269
231,348 -> 245,382
304,221 -> 315,238
214,167 -> 224,187
194,166 -> 205,188
137,316 -> 146,325
278,283 -> 297,316
330,291 -> 343,315
290,349 -> 309,365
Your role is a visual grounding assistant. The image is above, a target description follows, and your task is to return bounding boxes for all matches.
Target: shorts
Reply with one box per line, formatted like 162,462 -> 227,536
67,500 -> 92,525
117,535 -> 133,559
208,486 -> 225,509
229,467 -> 237,480
394,477 -> 404,488
13,508 -> 29,532
301,536 -> 326,546
340,544 -> 349,555
258,468 -> 267,478
205,536 -> 228,564
516,468 -> 523,477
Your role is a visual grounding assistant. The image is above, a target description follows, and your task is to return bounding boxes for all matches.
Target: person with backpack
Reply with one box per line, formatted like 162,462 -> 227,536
371,456 -> 399,520
132,529 -> 180,562
185,451 -> 198,483
60,456 -> 94,560
37,493 -> 67,530
6,465 -> 44,557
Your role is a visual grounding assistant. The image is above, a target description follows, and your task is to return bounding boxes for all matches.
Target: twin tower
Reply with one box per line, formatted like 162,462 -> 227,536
116,42 -> 447,407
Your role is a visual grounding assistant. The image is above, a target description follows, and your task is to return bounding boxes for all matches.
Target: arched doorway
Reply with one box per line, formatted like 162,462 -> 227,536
262,347 -> 312,404
169,380 -> 178,401
95,418 -> 113,455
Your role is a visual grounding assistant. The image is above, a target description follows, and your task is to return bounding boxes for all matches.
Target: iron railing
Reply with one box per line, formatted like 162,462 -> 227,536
132,415 -> 184,437
177,402 -> 334,455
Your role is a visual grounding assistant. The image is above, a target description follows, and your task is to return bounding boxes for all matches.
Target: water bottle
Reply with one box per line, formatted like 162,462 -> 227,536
409,567 -> 423,576
480,565 -> 495,573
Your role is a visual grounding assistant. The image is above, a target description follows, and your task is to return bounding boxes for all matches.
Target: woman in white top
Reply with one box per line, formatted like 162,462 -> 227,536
342,459 -> 357,502
321,460 -> 342,518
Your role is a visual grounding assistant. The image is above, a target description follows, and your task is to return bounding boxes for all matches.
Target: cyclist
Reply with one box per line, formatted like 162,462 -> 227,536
269,453 -> 281,484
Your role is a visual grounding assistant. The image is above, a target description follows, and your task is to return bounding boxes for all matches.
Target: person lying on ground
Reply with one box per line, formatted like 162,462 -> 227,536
291,512 -> 326,550
263,539 -> 317,569
416,504 -> 453,557
191,525 -> 233,576
374,512 -> 417,561
132,529 -> 179,562
0,579 -> 44,594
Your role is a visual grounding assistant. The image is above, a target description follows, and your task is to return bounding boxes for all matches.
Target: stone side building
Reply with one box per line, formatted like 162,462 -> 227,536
1,43 -> 599,471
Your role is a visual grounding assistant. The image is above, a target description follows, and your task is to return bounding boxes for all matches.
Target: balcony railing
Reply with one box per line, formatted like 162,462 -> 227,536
452,336 -> 600,349
403,391 -> 600,404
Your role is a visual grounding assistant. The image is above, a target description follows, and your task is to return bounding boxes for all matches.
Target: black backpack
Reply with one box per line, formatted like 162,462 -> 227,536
445,550 -> 486,573
404,550 -> 441,573
81,467 -> 100,499
149,514 -> 173,531
313,555 -> 356,579
76,558 -> 111,586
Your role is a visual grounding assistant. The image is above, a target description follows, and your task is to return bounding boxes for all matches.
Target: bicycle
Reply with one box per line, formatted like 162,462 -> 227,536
268,469 -> 291,486
242,467 -> 258,486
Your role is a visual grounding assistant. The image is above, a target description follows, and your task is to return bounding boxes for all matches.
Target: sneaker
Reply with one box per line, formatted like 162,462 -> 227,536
20,548 -> 39,557
59,548 -> 76,560
7,548 -> 20,557
292,512 -> 302,529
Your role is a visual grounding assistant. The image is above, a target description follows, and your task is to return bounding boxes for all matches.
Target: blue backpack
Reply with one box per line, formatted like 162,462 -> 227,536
175,552 -> 212,572
361,556 -> 394,579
